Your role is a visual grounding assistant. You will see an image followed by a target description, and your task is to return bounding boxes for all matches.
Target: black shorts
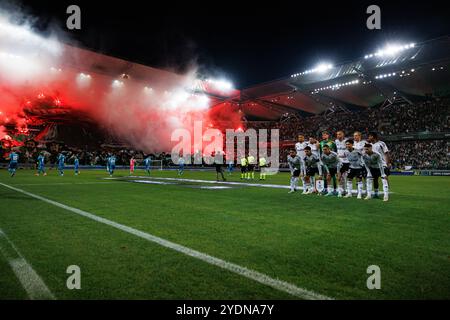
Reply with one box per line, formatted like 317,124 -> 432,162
306,167 -> 319,177
362,167 -> 368,178
241,166 -> 247,173
368,168 -> 382,178
327,168 -> 338,176
9,162 -> 17,169
340,163 -> 350,173
215,164 -> 223,172
292,169 -> 301,177
383,167 -> 390,176
248,164 -> 254,171
348,168 -> 364,179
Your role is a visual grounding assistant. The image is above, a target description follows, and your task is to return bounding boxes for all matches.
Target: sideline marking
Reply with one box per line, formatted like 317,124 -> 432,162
0,228 -> 55,300
0,182 -> 332,300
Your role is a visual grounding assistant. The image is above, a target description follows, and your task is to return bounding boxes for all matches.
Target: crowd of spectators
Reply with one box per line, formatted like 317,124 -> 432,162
389,140 -> 450,170
246,100 -> 449,141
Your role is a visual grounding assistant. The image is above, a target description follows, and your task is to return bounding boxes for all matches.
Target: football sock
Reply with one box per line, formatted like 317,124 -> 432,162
382,179 -> 389,196
347,181 -> 353,195
357,181 -> 363,196
366,178 -> 373,196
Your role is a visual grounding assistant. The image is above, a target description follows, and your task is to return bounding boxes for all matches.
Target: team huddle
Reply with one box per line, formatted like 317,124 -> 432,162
289,131 -> 390,201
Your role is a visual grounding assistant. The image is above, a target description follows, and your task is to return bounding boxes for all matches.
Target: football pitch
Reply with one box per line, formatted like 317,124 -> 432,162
0,168 -> 449,300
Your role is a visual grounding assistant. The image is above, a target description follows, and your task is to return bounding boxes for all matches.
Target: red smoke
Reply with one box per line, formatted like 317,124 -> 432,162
0,11 -> 242,153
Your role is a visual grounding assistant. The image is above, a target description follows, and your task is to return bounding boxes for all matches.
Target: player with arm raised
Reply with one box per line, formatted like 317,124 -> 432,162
368,132 -> 391,198
320,145 -> 341,196
363,143 -> 389,201
287,149 -> 303,193
295,134 -> 309,191
303,146 -> 323,195
343,139 -> 365,199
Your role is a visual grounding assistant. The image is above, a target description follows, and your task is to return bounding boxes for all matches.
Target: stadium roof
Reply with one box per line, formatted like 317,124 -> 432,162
225,36 -> 450,120
15,37 -> 450,123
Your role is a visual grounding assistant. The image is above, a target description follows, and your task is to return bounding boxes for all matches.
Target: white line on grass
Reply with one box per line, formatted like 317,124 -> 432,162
0,182 -> 332,300
109,176 -> 291,189
0,228 -> 55,300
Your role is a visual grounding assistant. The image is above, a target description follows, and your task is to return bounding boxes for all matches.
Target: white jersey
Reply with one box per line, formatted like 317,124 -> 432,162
295,141 -> 309,159
309,142 -> 320,157
371,140 -> 389,167
335,138 -> 349,163
354,139 -> 367,154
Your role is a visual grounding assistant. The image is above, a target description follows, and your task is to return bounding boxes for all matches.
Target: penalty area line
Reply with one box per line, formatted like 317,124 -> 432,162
0,181 -> 332,300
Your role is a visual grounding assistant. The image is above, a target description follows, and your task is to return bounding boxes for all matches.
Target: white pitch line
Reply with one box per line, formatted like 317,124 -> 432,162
112,176 -> 291,189
0,228 -> 55,300
0,182 -> 332,300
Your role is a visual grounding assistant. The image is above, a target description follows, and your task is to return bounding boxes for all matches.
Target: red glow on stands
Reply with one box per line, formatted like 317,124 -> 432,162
0,35 -> 243,152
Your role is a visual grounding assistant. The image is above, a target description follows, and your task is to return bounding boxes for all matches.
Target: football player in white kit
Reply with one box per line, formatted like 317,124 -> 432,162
363,143 -> 389,201
307,136 -> 320,191
353,131 -> 367,153
353,131 -> 368,194
295,134 -> 309,193
335,130 -> 350,197
368,132 -> 391,198
287,149 -> 304,193
308,136 -> 320,157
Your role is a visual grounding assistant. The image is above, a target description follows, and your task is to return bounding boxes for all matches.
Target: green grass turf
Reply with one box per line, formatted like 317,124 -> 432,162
0,167 -> 449,299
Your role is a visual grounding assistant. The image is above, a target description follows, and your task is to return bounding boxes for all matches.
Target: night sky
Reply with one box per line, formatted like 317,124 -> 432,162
3,0 -> 450,88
